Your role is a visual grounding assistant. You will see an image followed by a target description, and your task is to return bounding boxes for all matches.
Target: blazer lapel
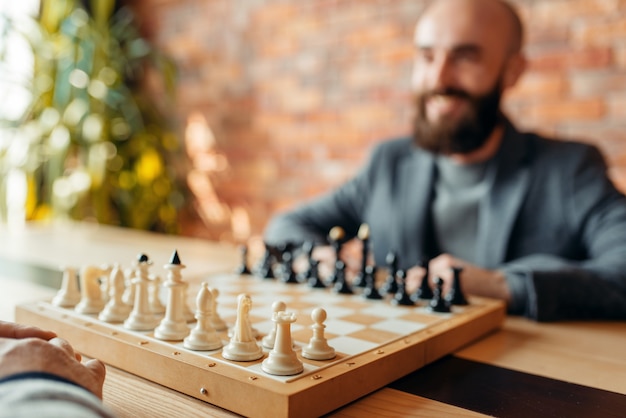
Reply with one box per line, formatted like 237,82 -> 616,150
397,149 -> 436,267
475,124 -> 532,268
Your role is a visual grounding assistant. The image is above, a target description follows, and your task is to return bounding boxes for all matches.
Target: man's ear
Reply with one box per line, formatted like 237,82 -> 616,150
502,53 -> 527,89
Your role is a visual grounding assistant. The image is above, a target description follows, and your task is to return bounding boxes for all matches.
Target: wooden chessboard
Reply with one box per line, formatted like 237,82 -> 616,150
16,272 -> 505,418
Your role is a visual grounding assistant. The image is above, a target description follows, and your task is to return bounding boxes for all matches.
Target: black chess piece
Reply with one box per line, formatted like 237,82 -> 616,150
307,259 -> 326,288
235,245 -> 252,275
326,226 -> 346,284
363,265 -> 383,300
445,266 -> 468,306
280,251 -> 299,284
380,251 -> 399,295
333,260 -> 353,294
429,277 -> 451,313
392,269 -> 414,306
298,241 -> 315,282
411,259 -> 434,301
352,224 -> 370,288
255,245 -> 275,279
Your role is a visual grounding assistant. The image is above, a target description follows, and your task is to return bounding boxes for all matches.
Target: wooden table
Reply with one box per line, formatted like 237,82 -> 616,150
1,222 -> 625,417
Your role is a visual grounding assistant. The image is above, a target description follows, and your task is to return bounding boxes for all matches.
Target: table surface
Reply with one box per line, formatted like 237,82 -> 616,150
1,221 -> 625,417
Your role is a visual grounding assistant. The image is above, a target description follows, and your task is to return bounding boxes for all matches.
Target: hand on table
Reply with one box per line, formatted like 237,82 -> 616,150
0,321 -> 106,398
406,254 -> 511,303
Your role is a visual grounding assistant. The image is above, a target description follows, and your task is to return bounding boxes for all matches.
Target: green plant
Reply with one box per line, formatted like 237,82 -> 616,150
0,0 -> 186,233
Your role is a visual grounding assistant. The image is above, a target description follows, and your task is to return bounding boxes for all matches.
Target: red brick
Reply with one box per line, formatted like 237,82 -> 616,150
573,19 -> 626,45
344,22 -> 404,48
607,95 -> 626,118
527,47 -> 613,72
506,72 -> 568,99
522,99 -> 605,123
531,0 -> 619,22
570,72 -> 626,98
616,46 -> 626,69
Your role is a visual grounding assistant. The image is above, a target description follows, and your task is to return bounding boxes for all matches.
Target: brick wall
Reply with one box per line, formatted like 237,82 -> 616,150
132,0 -> 626,242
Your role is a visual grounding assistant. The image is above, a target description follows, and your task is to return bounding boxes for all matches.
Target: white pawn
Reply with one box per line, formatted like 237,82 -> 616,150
124,254 -> 159,331
121,267 -> 136,307
99,264 -> 132,323
261,311 -> 303,376
302,308 -> 335,360
222,294 -> 263,361
98,264 -> 113,304
210,288 -> 227,331
75,265 -> 106,314
262,300 -> 287,349
149,274 -> 166,315
184,282 -> 222,350
52,266 -> 80,307
155,251 -> 190,341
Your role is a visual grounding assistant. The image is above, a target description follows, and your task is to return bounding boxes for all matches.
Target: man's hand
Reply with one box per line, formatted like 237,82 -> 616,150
0,321 -> 57,340
406,254 -> 511,303
0,321 -> 106,399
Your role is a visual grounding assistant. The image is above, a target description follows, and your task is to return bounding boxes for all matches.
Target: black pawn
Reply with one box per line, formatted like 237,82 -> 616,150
298,241 -> 315,282
429,277 -> 451,313
353,226 -> 370,288
392,269 -> 414,306
412,259 -> 434,301
445,266 -> 468,306
137,253 -> 151,264
255,246 -> 275,279
280,251 -> 299,284
235,245 -> 252,275
380,251 -> 399,295
333,261 -> 353,294
363,265 -> 383,300
307,259 -> 326,288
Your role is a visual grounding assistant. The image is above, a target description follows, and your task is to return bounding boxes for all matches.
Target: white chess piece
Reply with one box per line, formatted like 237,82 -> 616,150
99,264 -> 113,303
75,265 -> 106,314
99,264 -> 132,323
52,266 -> 80,307
121,267 -> 136,307
184,282 -> 222,350
149,274 -> 166,315
210,288 -> 227,331
155,251 -> 190,341
302,307 -> 336,360
124,254 -> 159,331
262,300 -> 287,349
261,311 -> 303,375
222,294 -> 263,361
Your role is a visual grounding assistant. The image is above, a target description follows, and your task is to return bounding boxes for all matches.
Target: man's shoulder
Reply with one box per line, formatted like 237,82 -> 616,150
511,125 -> 602,162
369,136 -> 417,159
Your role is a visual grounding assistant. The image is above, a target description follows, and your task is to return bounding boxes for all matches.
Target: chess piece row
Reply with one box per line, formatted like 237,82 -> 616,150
51,250 -> 336,376
237,224 -> 468,313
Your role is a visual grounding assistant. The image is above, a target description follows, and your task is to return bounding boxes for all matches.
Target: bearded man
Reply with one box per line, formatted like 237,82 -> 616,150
263,0 -> 626,321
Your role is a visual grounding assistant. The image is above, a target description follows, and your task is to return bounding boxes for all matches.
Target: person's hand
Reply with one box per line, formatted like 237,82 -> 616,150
0,321 -> 57,340
406,254 -> 511,302
0,321 -> 106,399
310,241 -> 367,280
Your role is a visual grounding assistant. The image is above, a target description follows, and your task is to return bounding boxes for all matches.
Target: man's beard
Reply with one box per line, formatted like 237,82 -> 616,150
412,81 -> 503,155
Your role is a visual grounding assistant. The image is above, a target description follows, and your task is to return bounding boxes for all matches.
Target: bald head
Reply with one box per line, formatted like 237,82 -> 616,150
418,0 -> 524,56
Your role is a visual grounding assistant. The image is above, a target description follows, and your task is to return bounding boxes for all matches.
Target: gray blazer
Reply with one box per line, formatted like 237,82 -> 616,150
264,122 -> 626,321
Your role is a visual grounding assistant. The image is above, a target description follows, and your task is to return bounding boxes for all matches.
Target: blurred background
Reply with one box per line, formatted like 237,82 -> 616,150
1,0 -> 625,247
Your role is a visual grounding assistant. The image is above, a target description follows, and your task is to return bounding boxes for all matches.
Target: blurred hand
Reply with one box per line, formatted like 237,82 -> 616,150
406,254 -> 511,302
311,241 -> 369,280
0,321 -> 106,399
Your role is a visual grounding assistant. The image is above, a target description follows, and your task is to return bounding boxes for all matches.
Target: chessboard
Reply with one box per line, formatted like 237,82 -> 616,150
15,252 -> 505,418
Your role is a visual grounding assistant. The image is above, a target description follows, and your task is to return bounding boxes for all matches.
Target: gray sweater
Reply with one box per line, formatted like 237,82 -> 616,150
0,374 -> 116,418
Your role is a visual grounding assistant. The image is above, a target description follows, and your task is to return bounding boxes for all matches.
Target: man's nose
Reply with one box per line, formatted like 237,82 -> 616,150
429,55 -> 456,91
